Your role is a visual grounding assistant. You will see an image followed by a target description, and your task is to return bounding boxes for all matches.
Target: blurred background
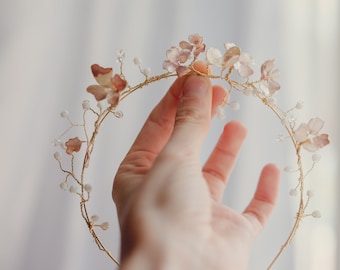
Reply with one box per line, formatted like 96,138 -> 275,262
0,0 -> 338,269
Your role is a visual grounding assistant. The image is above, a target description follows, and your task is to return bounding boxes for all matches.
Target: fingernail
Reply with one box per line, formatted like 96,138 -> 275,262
182,75 -> 210,98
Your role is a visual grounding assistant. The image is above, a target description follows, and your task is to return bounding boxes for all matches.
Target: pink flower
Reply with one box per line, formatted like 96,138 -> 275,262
163,34 -> 206,76
65,137 -> 82,155
294,117 -> 330,152
87,64 -> 127,107
260,60 -> 280,94
187,34 -> 206,57
234,52 -> 254,78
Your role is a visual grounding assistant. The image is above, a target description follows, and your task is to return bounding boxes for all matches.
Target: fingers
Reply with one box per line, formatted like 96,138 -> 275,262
113,74 -> 226,208
163,75 -> 213,155
112,76 -> 186,209
124,76 -> 186,163
243,164 -> 280,234
203,121 -> 247,201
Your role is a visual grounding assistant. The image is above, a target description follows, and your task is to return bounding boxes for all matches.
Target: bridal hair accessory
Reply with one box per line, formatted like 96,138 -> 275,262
53,34 -> 330,269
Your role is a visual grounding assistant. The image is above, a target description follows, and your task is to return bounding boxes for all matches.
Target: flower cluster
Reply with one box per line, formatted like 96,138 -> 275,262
54,34 -> 330,269
294,117 -> 330,152
163,33 -> 206,76
87,64 -> 127,107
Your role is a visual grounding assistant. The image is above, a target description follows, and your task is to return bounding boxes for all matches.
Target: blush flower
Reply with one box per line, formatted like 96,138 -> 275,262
87,64 -> 127,107
294,117 -> 330,152
260,60 -> 280,94
163,34 -> 206,76
206,44 -> 254,78
65,137 -> 82,155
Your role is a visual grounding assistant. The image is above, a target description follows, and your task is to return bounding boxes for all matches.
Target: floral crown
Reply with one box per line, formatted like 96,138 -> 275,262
53,34 -> 330,269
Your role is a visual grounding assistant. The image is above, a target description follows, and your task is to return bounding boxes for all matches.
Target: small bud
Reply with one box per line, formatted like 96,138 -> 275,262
306,190 -> 314,197
216,105 -> 225,119
268,97 -> 277,105
99,222 -> 109,230
312,210 -> 321,218
284,166 -> 295,173
60,110 -> 69,118
84,184 -> 92,193
117,49 -> 125,63
281,117 -> 289,126
312,153 -> 321,162
143,67 -> 151,76
97,102 -> 103,110
276,133 -> 285,142
53,151 -> 62,161
52,138 -> 62,146
91,215 -> 99,222
230,101 -> 240,110
59,182 -> 68,191
295,100 -> 304,110
69,185 -> 77,193
82,100 -> 91,110
133,57 -> 142,65
289,189 -> 297,196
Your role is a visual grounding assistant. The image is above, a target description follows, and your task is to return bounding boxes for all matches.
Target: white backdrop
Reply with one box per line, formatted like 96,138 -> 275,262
0,0 -> 338,269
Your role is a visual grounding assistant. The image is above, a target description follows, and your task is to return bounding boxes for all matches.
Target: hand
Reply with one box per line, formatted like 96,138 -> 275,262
112,74 -> 280,270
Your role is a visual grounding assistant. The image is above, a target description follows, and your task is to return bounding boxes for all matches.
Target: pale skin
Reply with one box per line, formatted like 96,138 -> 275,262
112,74 -> 280,269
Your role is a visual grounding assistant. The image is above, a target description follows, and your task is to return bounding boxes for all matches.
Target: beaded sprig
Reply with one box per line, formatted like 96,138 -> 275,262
53,34 -> 330,269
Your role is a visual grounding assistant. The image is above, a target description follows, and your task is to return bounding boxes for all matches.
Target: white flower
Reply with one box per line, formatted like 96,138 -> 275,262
294,117 -> 330,152
206,47 -> 224,67
260,60 -> 280,94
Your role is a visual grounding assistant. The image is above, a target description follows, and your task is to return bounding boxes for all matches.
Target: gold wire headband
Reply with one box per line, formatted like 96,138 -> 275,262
53,34 -> 330,269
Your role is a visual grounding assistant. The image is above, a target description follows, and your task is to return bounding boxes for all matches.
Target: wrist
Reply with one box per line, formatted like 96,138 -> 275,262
119,232 -> 194,270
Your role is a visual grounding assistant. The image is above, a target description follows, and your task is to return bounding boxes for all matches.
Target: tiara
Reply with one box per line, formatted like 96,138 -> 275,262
53,34 -> 330,269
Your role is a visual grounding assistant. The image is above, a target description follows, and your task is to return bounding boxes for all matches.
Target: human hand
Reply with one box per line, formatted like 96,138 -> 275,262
112,74 -> 280,270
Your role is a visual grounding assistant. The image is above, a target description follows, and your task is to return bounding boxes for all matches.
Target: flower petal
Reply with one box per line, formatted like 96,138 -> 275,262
163,60 -> 177,72
223,46 -> 241,65
206,47 -> 223,66
179,40 -> 193,51
178,49 -> 191,63
166,46 -> 179,63
65,137 -> 82,155
176,65 -> 190,77
294,123 -> 310,142
87,85 -> 107,101
188,34 -> 203,47
112,74 -> 127,92
267,79 -> 281,94
106,91 -> 120,107
91,64 -> 113,88
261,60 -> 276,79
237,63 -> 254,78
312,134 -> 330,148
308,117 -> 324,135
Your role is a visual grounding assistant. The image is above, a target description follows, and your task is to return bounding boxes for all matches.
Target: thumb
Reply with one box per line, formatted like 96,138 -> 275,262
167,74 -> 212,153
